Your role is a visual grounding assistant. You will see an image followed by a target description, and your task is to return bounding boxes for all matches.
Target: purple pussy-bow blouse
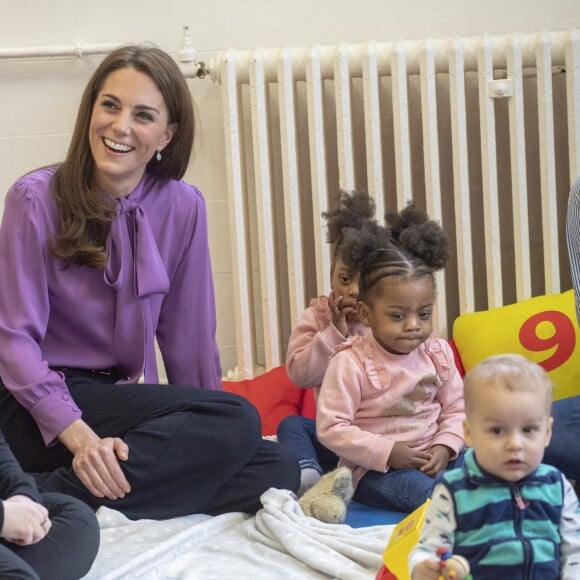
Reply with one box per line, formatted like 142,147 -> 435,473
0,166 -> 222,445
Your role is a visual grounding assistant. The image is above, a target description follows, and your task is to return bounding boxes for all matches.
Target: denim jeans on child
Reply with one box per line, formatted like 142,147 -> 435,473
277,415 -> 338,474
354,453 -> 466,513
544,395 -> 580,481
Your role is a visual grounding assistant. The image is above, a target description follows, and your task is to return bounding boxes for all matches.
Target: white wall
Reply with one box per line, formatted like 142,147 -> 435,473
1,0 -> 579,375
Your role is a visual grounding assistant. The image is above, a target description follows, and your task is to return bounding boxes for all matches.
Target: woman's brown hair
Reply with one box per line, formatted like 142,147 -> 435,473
51,43 -> 196,267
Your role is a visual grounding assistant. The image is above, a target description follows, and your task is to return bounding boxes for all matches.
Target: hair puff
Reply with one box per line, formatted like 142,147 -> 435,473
386,203 -> 449,270
324,190 -> 376,244
340,220 -> 392,273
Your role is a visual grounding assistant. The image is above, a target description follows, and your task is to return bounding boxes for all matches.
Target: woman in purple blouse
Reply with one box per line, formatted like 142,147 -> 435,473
0,44 -> 299,520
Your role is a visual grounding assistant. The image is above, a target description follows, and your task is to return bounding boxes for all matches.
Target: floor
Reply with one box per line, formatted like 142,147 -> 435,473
345,501 -> 405,529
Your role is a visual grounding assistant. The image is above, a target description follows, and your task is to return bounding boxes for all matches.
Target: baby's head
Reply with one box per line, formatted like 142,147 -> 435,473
340,203 -> 449,355
463,354 -> 554,482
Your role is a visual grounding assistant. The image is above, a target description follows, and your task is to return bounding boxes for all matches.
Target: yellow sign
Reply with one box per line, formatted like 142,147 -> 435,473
453,290 -> 579,400
382,499 -> 431,580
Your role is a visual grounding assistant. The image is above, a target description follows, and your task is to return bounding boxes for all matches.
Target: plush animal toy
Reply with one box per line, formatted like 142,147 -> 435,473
298,466 -> 354,524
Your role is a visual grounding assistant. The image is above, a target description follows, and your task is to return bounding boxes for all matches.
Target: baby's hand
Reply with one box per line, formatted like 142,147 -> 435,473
1,495 -> 51,545
411,559 -> 442,579
389,442 -> 432,470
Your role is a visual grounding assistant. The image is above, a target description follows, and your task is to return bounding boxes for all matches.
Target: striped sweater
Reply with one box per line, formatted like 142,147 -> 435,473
443,448 -> 562,578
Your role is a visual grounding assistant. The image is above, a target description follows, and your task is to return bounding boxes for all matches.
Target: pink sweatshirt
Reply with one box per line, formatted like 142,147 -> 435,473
285,296 -> 368,391
316,332 -> 465,487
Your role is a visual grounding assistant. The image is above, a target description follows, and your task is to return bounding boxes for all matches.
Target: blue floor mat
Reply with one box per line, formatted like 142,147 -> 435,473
345,500 -> 406,528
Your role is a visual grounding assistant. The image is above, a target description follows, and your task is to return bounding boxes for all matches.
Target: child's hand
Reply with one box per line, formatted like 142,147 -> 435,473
1,495 -> 51,546
329,290 -> 354,336
420,445 -> 451,477
411,559 -> 442,579
389,442 -> 432,470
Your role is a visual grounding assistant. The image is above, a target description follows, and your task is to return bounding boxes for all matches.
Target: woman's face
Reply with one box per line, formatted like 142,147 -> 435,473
89,67 -> 175,197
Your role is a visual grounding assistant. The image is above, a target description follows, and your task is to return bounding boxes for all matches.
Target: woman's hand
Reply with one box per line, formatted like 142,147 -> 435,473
1,495 -> 51,545
420,444 -> 451,477
329,290 -> 355,336
411,559 -> 442,579
59,419 -> 131,500
388,442 -> 432,470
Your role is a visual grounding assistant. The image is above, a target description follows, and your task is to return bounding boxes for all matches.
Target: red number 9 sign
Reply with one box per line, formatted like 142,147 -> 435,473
519,311 -> 576,372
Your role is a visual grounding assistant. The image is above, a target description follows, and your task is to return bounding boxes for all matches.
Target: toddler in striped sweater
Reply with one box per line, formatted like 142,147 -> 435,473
410,354 -> 580,580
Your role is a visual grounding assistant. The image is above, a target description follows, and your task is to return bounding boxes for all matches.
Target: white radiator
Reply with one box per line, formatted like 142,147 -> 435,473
214,30 -> 580,378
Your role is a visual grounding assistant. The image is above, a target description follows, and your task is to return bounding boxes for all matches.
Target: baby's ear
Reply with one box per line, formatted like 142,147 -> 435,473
357,301 -> 371,327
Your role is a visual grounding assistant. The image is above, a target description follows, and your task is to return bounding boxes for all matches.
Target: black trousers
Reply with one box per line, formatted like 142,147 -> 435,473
0,492 -> 100,580
0,371 -> 300,520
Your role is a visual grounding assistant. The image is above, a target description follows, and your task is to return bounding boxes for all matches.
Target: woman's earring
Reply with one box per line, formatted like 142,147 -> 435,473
156,151 -> 162,162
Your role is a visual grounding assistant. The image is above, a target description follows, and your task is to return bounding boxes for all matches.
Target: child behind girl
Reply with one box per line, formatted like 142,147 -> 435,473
410,354 -> 580,580
277,190 -> 377,514
316,204 -> 466,513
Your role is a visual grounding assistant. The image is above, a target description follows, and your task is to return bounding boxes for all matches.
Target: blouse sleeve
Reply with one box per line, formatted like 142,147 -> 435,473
156,188 -> 222,389
568,178 -> 580,326
409,483 -> 456,573
0,178 -> 81,446
285,297 -> 347,388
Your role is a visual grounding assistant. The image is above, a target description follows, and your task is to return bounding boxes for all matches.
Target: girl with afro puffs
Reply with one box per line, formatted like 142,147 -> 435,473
315,204 -> 466,513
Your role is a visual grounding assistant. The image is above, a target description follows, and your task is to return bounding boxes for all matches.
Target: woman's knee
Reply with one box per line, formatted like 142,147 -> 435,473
174,392 -> 263,464
174,389 -> 263,447
213,391 -> 263,445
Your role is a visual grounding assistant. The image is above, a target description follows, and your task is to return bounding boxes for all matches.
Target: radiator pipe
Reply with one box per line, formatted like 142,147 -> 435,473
0,26 -> 214,80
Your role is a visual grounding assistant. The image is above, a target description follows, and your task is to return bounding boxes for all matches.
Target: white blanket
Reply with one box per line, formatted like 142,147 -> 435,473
83,488 -> 393,579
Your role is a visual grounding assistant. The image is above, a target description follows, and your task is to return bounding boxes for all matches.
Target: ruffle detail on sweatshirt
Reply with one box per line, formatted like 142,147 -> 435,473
423,333 -> 451,383
346,335 -> 391,391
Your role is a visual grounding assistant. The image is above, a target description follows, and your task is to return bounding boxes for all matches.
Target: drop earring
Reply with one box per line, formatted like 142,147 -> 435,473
156,151 -> 162,162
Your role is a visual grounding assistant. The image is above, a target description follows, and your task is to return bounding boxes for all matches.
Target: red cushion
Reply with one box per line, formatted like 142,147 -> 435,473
447,338 -> 465,377
222,366 -> 304,436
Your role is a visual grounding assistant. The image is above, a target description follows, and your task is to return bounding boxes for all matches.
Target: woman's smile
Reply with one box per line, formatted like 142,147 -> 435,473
102,137 -> 135,154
